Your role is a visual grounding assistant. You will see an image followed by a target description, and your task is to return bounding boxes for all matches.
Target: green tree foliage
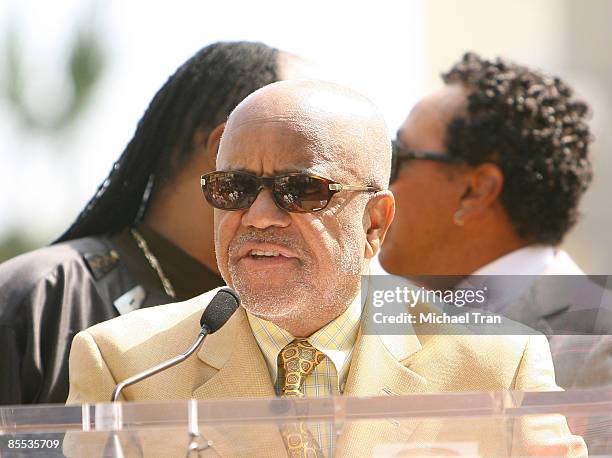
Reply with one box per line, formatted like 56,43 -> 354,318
2,18 -> 106,132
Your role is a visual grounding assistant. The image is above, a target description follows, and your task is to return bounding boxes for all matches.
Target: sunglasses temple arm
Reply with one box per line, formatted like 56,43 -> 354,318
328,184 -> 379,192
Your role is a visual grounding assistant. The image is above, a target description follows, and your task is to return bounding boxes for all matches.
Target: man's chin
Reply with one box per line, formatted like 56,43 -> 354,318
234,284 -> 306,316
241,296 -> 303,323
236,278 -> 296,294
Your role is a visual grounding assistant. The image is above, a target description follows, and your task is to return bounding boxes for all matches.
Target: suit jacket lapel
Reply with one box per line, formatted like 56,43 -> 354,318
338,324 -> 427,457
192,307 -> 275,399
347,274 -> 426,397
343,331 -> 425,397
191,307 -> 287,457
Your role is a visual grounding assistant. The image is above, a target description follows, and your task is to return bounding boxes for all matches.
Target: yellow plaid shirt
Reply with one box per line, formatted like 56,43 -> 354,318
247,295 -> 363,456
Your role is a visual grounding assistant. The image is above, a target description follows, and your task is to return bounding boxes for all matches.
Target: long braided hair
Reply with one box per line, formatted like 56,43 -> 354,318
56,41 -> 280,242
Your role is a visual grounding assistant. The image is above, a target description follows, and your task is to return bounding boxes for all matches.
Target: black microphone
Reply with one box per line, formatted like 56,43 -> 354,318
110,287 -> 240,402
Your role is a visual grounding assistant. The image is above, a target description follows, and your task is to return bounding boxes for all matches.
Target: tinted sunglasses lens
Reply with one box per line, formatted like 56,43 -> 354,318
274,175 -> 332,212
203,172 -> 259,210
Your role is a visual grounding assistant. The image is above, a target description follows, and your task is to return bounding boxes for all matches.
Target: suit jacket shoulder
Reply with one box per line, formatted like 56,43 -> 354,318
0,237 -> 112,308
67,288 -> 222,403
408,333 -> 554,391
82,288 -> 219,351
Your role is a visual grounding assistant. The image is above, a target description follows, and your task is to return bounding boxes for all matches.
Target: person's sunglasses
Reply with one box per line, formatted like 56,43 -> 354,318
200,170 -> 380,213
390,139 -> 463,184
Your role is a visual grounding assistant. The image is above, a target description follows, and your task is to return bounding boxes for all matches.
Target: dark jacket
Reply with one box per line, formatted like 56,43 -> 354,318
0,229 -> 223,405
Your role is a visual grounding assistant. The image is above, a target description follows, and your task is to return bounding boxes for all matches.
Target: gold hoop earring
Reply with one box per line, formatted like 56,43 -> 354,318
453,209 -> 466,226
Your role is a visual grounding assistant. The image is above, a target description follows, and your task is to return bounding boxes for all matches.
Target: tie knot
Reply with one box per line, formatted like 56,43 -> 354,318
280,340 -> 325,397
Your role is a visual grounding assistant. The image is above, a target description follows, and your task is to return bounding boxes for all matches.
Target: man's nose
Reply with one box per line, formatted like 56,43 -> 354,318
241,189 -> 291,229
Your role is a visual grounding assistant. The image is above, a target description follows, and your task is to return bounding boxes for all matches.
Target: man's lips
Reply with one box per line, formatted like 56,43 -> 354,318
236,243 -> 300,260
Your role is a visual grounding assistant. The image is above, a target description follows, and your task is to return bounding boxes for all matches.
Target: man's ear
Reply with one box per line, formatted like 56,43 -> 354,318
191,123 -> 226,171
205,123 -> 226,169
364,190 -> 395,259
459,163 -> 504,222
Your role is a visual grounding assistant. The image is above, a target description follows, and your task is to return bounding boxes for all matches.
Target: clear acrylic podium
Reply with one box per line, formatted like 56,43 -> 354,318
1,389 -> 611,457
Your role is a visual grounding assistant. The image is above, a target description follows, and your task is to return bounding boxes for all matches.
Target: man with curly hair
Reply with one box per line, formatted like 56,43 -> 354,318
380,52 -> 611,391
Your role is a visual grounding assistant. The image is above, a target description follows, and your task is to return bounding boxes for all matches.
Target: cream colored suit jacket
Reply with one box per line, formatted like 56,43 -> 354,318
66,288 -> 586,457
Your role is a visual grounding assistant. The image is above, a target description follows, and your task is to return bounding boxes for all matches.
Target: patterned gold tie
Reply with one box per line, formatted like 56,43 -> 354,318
279,339 -> 326,458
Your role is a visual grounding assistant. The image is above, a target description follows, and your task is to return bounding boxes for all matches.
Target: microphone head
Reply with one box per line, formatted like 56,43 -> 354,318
200,287 -> 240,333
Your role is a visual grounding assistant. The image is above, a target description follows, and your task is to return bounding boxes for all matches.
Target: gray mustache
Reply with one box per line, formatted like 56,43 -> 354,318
229,230 -> 307,257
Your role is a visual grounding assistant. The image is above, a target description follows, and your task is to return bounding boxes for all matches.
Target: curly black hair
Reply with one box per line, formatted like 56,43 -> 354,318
442,52 -> 593,245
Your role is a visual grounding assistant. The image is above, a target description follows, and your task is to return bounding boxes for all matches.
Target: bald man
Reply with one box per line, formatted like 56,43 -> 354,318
66,80 -> 585,457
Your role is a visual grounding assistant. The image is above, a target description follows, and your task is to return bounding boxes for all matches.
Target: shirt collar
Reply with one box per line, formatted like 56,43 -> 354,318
471,245 -> 556,276
246,293 -> 364,390
308,295 -> 362,388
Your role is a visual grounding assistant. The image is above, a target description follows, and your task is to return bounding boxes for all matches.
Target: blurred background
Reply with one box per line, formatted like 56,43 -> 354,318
1,0 -> 610,272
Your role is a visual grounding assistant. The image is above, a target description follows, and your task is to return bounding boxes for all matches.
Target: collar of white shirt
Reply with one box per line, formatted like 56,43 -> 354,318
471,245 -> 556,276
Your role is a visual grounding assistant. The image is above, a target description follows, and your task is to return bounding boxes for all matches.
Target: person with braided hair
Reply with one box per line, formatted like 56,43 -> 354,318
380,52 -> 612,390
0,41 -> 310,404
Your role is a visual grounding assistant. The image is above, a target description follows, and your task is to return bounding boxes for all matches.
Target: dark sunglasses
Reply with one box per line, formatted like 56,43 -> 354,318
200,170 -> 380,213
390,139 -> 463,184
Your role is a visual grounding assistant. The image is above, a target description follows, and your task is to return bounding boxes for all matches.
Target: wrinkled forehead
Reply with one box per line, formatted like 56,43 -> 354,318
218,113 -> 348,179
